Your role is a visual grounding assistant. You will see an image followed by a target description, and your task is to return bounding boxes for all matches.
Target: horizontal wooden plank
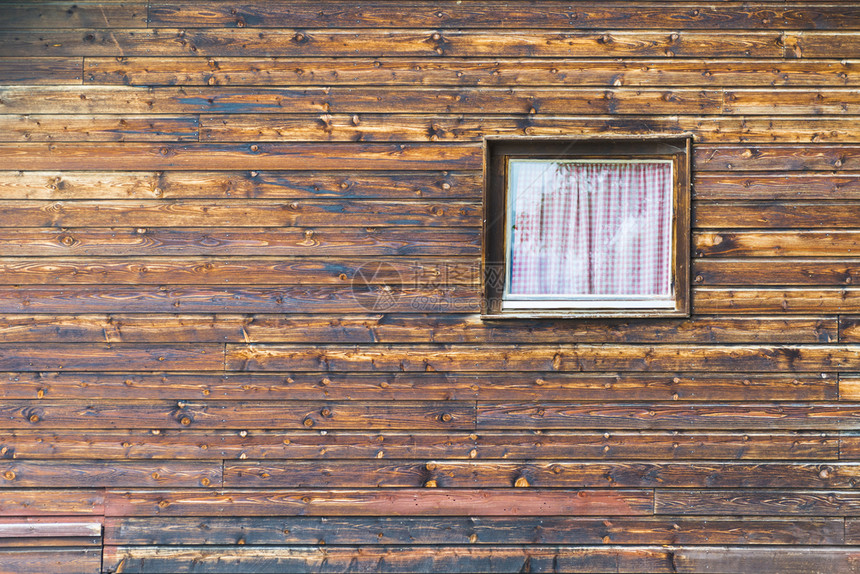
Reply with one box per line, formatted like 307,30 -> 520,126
0,285 -> 480,313
0,519 -> 101,538
0,58 -> 82,84
0,548 -> 100,574
791,32 -> 860,58
0,257 -> 478,285
838,316 -> 860,343
0,115 -> 199,142
695,202 -> 860,228
0,371 -> 835,401
674,547 -> 860,574
838,433 -> 860,459
0,344 -> 221,371
0,314 -> 834,344
104,489 -> 654,517
0,227 -> 479,256
694,145 -> 860,171
693,288 -> 860,314
0,171 -> 479,200
694,174 -> 860,200
843,518 -> 860,543
103,544 -> 673,573
694,258 -> 860,286
0,86 -> 728,115
226,343 -> 860,373
0,461 -> 219,488
0,536 -> 100,548
0,29 -> 785,58
0,200 -> 479,228
105,515 -> 843,546
656,489 -> 860,515
0,2 -> 146,28
838,376 -> 860,400
200,115 -> 860,143
694,231 -> 860,257
223,461 -> 860,489
84,57 -> 860,87
0,401 -> 475,430
477,403 -> 860,430
0,490 -> 103,516
0,430 -> 838,461
0,142 -> 481,170
148,2 -> 860,30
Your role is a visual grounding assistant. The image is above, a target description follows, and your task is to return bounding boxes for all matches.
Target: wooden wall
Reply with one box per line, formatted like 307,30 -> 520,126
2,1 -> 860,572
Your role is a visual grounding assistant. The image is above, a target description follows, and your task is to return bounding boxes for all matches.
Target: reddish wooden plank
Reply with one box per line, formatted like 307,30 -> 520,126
0,548 -> 100,574
694,144 -> 860,171
694,174 -> 860,200
104,489 -> 654,517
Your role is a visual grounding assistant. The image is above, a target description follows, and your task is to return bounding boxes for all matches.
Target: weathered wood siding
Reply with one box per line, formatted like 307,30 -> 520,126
1,1 -> 860,572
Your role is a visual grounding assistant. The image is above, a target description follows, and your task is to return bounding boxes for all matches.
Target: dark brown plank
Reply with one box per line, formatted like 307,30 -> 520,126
791,32 -> 860,58
0,344 -> 221,371
103,545 -> 673,573
656,489 -> 860,516
0,2 -> 146,28
0,461 -> 219,488
0,58 -> 82,84
0,371 -> 836,401
694,174 -> 860,200
1,430 -> 838,461
0,314 -> 836,344
105,515 -> 843,546
674,547 -> 860,574
0,200 -> 479,228
148,2 -> 860,30
695,202 -> 860,228
0,115 -> 199,142
226,343 -> 860,372
0,171 -> 479,200
477,403 -> 860,430
694,258 -> 860,286
0,285 -> 480,313
0,548 -> 100,574
695,231 -> 860,258
0,258 -> 477,285
0,490 -> 103,516
837,316 -> 860,343
0,142 -> 481,170
694,144 -> 860,171
842,519 -> 860,543
104,489 -> 654,516
0,401 -> 475,430
0,86 -> 726,115
84,57 -> 860,87
0,29 -> 784,58
0,227 -> 480,256
693,287 -> 860,314
224,461 -> 860,489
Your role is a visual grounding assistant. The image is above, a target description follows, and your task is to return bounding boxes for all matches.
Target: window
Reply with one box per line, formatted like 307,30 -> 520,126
482,136 -> 690,318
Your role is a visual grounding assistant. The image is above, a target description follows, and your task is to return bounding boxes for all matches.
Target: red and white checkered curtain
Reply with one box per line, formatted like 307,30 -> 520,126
509,161 -> 672,296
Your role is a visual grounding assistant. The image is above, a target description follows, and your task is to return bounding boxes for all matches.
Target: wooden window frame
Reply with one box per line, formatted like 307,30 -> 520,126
481,135 -> 692,319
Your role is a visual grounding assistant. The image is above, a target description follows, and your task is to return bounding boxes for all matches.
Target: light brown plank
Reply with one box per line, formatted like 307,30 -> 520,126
0,344 -> 221,372
0,115 -> 198,142
695,231 -> 860,257
0,490 -> 103,516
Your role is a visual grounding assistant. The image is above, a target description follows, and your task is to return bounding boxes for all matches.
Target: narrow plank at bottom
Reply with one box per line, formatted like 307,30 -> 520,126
0,548 -> 100,574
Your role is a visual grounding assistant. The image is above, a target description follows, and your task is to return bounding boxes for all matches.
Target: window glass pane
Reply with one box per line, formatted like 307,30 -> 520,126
507,159 -> 673,299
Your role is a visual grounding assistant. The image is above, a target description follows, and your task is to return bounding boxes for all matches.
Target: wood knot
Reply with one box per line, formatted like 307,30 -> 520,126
514,476 -> 530,487
440,412 -> 453,422
3,471 -> 15,481
303,417 -> 314,427
424,479 -> 438,487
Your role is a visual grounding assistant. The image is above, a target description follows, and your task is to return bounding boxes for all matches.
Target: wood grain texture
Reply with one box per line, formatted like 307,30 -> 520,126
147,2 -> 860,30
0,3 -> 146,28
693,288 -> 860,314
0,461 -> 219,488
84,57 -> 860,87
0,29 -> 785,58
103,544 -> 674,573
0,548 -> 100,574
104,515 -> 844,546
0,490 -> 103,516
0,371 -> 836,401
0,344 -> 220,372
656,489 -> 860,516
673,547 -> 860,574
0,58 -> 82,84
0,430 -> 838,461
693,258 -> 860,286
0,115 -> 199,142
695,231 -> 860,257
104,489 -> 654,517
